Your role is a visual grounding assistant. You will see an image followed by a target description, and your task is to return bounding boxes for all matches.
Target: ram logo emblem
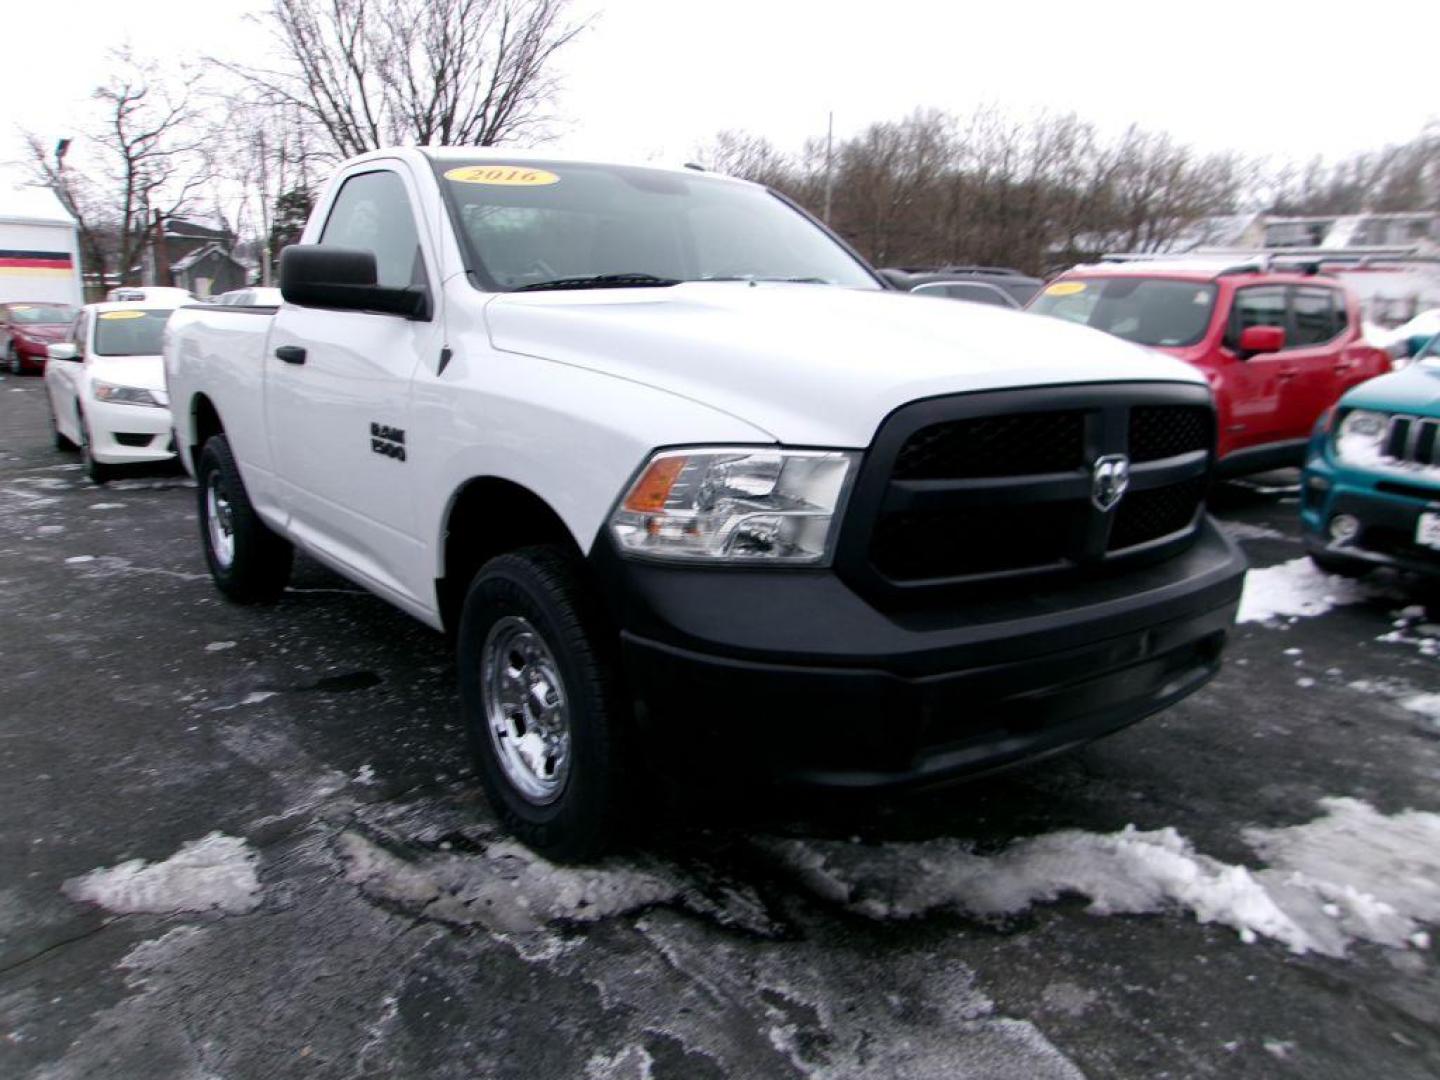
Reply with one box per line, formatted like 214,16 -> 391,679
1091,453 -> 1130,512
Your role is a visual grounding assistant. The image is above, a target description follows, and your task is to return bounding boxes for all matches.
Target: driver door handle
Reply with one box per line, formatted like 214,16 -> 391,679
275,345 -> 307,365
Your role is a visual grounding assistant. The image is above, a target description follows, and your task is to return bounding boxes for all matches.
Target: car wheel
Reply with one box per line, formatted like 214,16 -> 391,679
457,545 -> 632,862
6,344 -> 19,375
1309,551 -> 1366,579
197,434 -> 294,602
78,410 -> 115,483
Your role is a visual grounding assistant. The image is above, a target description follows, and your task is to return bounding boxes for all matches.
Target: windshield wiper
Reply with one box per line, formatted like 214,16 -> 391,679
698,275 -> 833,285
514,273 -> 681,292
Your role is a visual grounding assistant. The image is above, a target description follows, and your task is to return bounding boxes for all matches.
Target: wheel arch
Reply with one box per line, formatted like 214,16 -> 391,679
436,476 -> 587,634
189,393 -> 224,473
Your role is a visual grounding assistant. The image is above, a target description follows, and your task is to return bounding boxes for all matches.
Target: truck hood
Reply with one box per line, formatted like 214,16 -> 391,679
89,355 -> 167,398
1340,362 -> 1440,417
485,283 -> 1204,446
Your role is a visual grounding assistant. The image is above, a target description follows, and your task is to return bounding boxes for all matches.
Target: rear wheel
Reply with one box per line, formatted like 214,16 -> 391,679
77,410 -> 115,483
458,545 -> 631,861
197,434 -> 293,602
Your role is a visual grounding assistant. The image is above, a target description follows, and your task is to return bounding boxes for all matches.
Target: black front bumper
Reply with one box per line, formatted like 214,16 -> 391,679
594,519 -> 1245,790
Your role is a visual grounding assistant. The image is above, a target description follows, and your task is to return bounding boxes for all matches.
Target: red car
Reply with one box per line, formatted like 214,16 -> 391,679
1029,261 -> 1391,475
1,301 -> 77,375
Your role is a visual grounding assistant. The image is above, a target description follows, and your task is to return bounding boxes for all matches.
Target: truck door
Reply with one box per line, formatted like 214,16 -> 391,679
1220,285 -> 1288,451
265,164 -> 442,607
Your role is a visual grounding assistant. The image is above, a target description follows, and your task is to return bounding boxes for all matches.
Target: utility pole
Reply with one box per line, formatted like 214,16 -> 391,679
823,111 -> 835,225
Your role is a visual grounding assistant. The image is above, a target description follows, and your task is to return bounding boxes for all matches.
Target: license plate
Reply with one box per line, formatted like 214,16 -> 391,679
1418,512 -> 1440,550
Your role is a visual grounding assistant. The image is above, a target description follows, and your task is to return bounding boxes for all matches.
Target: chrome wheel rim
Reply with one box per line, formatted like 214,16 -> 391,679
205,474 -> 236,569
481,616 -> 571,804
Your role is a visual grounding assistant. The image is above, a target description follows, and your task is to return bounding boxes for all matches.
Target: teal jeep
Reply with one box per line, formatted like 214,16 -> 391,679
1301,333 -> 1440,584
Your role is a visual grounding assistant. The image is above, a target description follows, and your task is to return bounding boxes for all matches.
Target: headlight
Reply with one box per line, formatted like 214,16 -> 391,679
611,448 -> 858,563
92,381 -> 164,408
1333,409 -> 1388,464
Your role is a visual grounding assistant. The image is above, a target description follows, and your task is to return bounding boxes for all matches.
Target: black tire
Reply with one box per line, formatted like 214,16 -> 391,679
6,343 -> 20,376
1309,551 -> 1367,579
77,409 -> 116,483
457,545 -> 631,861
197,434 -> 294,602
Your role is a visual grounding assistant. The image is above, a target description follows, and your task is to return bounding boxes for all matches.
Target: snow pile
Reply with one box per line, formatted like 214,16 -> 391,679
1400,693 -> 1440,720
1237,557 -> 1375,623
63,832 -> 261,915
339,830 -> 777,936
764,798 -> 1440,957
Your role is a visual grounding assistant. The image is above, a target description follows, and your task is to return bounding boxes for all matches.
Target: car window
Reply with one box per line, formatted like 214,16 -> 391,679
320,170 -> 428,290
1330,290 -> 1349,336
1292,287 -> 1339,347
1030,278 -> 1216,347
1229,286 -> 1287,348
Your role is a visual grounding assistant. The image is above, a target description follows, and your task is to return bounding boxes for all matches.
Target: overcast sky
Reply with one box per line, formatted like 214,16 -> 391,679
3,0 -> 1437,183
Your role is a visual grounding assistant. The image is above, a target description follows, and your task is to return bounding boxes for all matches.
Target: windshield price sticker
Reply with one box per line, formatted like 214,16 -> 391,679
1044,281 -> 1086,297
99,310 -> 146,320
444,165 -> 560,187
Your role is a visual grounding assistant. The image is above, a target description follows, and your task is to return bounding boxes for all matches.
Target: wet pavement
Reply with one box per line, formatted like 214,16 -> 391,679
1,373 -> 1438,1079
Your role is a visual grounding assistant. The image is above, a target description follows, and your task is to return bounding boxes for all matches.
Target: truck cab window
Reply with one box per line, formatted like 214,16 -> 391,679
321,170 -> 428,290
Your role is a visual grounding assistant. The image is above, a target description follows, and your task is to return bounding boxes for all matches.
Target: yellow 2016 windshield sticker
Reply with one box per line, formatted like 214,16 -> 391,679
99,310 -> 146,320
1044,281 -> 1087,297
444,165 -> 560,187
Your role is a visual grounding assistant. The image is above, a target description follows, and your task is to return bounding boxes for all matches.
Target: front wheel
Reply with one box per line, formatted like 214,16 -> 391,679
197,434 -> 293,602
457,546 -> 631,861
6,343 -> 20,375
78,410 -> 115,483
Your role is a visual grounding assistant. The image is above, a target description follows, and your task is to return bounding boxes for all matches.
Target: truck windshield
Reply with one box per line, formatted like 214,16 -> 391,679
93,309 -> 171,356
436,160 -> 880,291
1030,277 -> 1217,348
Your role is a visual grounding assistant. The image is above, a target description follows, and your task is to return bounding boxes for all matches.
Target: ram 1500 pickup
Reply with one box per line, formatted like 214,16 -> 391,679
165,149 -> 1247,859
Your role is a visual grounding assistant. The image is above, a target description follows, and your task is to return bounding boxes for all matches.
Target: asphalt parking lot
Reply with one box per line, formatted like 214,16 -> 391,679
1,373 -> 1438,1080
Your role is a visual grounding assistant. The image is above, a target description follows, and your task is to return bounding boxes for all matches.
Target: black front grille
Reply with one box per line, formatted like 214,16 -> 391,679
1109,476 -> 1208,551
114,433 -> 154,447
1383,415 -> 1440,466
1129,405 -> 1212,463
837,385 -> 1215,599
893,411 -> 1085,479
872,504 -> 1083,580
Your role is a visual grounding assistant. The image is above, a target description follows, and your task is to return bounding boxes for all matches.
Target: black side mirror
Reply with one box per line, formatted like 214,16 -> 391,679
279,245 -> 430,320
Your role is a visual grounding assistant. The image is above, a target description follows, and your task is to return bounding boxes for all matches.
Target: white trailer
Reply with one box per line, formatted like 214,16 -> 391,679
0,187 -> 83,307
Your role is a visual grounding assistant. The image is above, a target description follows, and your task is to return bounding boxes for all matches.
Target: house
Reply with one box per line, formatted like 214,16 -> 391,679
169,242 -> 247,297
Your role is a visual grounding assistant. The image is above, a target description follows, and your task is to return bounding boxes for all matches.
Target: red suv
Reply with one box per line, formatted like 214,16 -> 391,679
1029,261 -> 1391,475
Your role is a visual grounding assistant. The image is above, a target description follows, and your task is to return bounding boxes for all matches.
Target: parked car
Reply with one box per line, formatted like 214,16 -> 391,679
45,301 -> 182,481
165,148 -> 1246,859
880,266 -> 1043,307
1300,332 -> 1440,586
1,301 -> 76,374
1029,260 -> 1392,476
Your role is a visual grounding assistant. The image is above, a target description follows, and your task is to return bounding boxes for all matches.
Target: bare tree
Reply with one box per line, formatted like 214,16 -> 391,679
222,0 -> 586,159
22,49 -> 211,290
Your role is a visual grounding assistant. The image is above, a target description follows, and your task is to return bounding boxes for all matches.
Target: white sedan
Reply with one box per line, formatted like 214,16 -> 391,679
45,301 -> 183,482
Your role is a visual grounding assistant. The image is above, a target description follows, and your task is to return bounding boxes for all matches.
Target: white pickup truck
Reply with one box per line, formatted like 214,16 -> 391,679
165,148 -> 1246,858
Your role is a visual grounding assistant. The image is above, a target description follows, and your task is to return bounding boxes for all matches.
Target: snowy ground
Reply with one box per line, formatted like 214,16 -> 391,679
1,377 -> 1438,1079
